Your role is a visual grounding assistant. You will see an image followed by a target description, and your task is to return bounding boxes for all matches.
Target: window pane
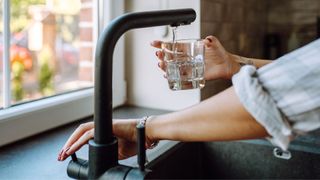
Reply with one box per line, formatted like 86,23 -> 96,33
10,0 -> 94,104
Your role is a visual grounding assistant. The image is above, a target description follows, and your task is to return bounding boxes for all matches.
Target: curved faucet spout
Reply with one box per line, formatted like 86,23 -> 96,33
94,8 -> 196,144
91,8 -> 196,178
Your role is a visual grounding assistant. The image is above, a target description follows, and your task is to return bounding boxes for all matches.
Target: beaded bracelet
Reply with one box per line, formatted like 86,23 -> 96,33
138,116 -> 159,149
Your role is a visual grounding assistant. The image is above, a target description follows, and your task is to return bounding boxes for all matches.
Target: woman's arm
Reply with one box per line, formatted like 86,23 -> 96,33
152,36 -> 272,80
59,35 -> 271,161
146,86 -> 268,142
59,86 -> 269,161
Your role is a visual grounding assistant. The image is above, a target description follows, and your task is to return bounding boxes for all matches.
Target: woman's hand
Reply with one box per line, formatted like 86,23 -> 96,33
151,35 -> 240,80
57,119 -> 142,161
58,122 -> 94,161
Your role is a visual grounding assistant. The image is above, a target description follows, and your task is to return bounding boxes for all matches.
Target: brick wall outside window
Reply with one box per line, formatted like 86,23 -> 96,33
78,0 -> 94,82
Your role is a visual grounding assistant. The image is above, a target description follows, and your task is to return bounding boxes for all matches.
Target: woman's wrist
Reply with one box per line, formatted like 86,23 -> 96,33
227,54 -> 242,78
231,54 -> 272,69
140,116 -> 159,149
233,54 -> 254,66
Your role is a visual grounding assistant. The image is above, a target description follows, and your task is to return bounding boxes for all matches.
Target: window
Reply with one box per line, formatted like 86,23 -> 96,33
0,0 -> 126,146
0,0 -> 94,107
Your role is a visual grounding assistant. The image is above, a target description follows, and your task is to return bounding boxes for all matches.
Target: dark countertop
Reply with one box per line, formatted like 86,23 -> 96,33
1,105 -> 319,179
0,106 -> 169,180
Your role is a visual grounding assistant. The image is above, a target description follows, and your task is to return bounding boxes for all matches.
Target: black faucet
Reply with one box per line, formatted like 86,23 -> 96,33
66,8 -> 196,179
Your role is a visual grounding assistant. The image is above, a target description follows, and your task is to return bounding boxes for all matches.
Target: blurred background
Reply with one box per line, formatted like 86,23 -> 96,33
200,0 -> 320,99
1,0 -> 319,109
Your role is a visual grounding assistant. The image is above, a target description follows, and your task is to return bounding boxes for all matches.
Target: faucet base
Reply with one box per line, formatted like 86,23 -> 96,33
99,165 -> 151,180
67,157 -> 89,179
88,138 -> 118,179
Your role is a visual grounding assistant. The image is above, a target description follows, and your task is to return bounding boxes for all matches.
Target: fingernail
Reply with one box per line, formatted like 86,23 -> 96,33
158,62 -> 161,68
60,147 -> 70,160
57,155 -> 61,161
58,147 -> 66,160
155,51 -> 159,56
58,155 -> 63,161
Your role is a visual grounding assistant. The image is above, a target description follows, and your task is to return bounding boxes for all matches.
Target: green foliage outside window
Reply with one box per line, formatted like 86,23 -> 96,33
38,45 -> 54,96
0,0 -> 81,102
11,61 -> 24,101
10,0 -> 45,32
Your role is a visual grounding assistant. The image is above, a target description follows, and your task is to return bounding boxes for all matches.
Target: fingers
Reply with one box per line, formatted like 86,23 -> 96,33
63,122 -> 94,149
155,50 -> 164,60
156,51 -> 166,72
58,122 -> 94,161
158,61 -> 166,72
65,129 -> 94,157
152,40 -> 167,73
150,40 -> 162,49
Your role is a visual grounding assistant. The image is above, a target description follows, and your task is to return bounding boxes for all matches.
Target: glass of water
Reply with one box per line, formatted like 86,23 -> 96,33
161,39 -> 205,90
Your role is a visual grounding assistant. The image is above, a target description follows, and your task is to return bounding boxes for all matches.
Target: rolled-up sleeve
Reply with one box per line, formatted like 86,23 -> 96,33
232,39 -> 320,150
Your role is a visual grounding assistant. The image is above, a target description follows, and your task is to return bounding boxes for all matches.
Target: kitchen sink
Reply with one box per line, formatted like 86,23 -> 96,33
146,137 -> 320,179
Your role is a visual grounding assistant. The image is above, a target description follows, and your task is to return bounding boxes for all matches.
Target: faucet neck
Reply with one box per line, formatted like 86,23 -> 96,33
94,8 -> 196,144
91,8 -> 196,178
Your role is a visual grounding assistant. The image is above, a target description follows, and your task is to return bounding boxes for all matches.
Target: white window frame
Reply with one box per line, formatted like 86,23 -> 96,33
0,0 -> 126,147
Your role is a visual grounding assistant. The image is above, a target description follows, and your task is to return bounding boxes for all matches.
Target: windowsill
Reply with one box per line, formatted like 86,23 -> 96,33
0,88 -> 94,147
0,106 -> 172,179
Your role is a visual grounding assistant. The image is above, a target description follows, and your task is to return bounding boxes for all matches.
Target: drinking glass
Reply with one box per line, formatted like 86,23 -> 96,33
161,39 -> 205,90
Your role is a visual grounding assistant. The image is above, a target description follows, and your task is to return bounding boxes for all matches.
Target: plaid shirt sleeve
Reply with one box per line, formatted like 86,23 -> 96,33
232,39 -> 320,150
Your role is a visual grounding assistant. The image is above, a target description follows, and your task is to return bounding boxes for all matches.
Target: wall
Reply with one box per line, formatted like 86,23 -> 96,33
104,0 -> 127,107
125,0 -> 201,111
200,0 -> 268,99
125,0 -> 320,109
79,0 -> 94,81
200,0 -> 320,100
267,0 -> 320,54
79,0 -> 126,108
201,0 -> 268,57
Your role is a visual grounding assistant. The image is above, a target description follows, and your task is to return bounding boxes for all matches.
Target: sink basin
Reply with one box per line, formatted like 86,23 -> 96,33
201,140 -> 320,179
146,138 -> 320,179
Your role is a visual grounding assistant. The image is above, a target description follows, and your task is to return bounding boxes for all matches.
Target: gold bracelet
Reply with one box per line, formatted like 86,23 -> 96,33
138,116 -> 159,149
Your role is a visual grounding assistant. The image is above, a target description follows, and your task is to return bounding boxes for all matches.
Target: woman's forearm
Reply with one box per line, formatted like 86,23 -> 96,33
147,87 -> 268,142
232,54 -> 271,68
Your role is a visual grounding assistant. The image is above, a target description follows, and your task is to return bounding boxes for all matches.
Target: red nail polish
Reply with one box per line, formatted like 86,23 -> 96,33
60,147 -> 70,159
57,149 -> 64,161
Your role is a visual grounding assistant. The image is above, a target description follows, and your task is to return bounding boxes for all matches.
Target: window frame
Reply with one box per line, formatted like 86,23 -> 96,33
0,0 -> 126,147
2,0 -> 10,108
